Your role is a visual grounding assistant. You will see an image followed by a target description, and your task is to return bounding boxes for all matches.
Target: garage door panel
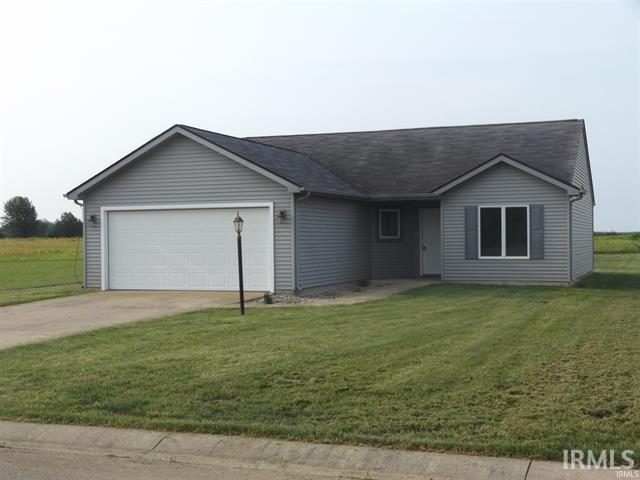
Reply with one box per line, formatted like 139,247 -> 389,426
170,232 -> 187,246
129,272 -> 146,286
206,254 -> 226,267
189,232 -> 206,246
150,232 -> 168,247
107,207 -> 271,291
247,253 -> 268,267
148,273 -> 167,288
169,254 -> 186,267
150,254 -> 168,267
187,253 -> 205,267
187,272 -> 206,289
208,273 -> 227,289
249,274 -> 268,287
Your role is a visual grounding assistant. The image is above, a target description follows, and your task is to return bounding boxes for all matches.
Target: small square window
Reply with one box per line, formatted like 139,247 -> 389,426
379,209 -> 401,239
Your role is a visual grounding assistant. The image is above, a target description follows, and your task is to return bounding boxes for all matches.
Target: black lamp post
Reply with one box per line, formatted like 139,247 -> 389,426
233,211 -> 245,315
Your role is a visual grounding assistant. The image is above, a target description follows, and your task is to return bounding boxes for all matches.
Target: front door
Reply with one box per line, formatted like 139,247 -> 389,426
421,209 -> 441,276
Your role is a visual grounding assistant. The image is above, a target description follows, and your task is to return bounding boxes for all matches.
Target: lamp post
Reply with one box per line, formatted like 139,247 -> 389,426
233,211 -> 245,315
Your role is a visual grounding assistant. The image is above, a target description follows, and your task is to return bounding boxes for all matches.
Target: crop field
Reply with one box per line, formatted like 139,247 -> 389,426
594,231 -> 640,254
0,237 -> 86,306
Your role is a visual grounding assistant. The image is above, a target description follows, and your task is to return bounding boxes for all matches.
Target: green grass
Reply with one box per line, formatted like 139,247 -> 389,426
0,284 -> 87,307
594,232 -> 640,254
0,254 -> 638,460
595,253 -> 640,272
0,237 -> 87,306
574,253 -> 640,291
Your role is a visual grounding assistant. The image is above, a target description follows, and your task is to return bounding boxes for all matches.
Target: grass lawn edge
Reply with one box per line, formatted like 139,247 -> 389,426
0,285 -> 92,307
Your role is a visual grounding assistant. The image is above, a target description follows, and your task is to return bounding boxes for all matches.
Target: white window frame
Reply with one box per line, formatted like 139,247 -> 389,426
378,208 -> 401,240
478,205 -> 530,259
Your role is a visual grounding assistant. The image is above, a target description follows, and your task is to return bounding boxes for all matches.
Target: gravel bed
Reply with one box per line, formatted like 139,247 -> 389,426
248,281 -> 375,305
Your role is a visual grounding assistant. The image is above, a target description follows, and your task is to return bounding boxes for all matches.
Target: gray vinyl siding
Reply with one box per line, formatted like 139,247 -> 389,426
570,131 -> 594,280
371,207 -> 421,278
80,134 -> 294,291
441,163 -> 570,283
295,196 -> 371,289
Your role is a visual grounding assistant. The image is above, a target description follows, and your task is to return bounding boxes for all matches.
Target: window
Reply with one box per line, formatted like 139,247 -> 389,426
505,207 -> 528,256
479,206 -> 529,258
480,207 -> 502,256
379,209 -> 401,239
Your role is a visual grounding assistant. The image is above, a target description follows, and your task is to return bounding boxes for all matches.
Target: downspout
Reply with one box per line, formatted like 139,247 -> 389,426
293,191 -> 311,291
568,189 -> 584,283
296,191 -> 311,203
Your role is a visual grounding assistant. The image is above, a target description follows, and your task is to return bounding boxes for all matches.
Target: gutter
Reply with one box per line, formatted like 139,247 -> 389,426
303,190 -> 440,202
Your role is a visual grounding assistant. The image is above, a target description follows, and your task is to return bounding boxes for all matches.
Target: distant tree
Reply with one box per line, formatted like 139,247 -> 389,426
35,219 -> 54,237
51,212 -> 83,237
1,196 -> 38,237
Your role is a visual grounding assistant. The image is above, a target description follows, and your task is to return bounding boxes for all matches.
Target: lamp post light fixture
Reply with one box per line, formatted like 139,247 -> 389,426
233,211 -> 245,315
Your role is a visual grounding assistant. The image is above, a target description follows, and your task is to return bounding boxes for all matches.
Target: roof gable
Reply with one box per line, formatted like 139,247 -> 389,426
66,125 -> 359,199
431,154 -> 581,195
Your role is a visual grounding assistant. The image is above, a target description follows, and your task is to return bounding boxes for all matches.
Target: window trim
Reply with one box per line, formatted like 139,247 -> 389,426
378,208 -> 401,240
478,205 -> 529,259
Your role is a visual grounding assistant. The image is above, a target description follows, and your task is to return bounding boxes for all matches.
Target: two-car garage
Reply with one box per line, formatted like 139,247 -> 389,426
102,204 -> 274,292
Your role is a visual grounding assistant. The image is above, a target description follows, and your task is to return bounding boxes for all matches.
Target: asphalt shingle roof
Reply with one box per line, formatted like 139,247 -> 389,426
179,125 -> 360,196
67,119 -> 586,200
246,119 -> 584,196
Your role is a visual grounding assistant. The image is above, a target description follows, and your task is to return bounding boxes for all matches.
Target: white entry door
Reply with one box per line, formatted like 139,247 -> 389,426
421,209 -> 441,275
105,206 -> 272,291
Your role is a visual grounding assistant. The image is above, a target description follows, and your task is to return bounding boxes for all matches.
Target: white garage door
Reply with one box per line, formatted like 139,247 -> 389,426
106,207 -> 272,291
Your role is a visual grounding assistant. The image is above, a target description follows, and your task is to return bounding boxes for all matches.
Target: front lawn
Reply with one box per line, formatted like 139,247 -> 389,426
0,237 -> 88,306
0,255 -> 638,460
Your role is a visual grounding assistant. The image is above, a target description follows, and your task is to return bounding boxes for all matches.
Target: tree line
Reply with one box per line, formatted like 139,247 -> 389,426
0,196 -> 83,238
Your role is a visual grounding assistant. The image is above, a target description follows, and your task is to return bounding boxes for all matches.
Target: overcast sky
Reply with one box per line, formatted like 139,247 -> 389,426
1,0 -> 638,230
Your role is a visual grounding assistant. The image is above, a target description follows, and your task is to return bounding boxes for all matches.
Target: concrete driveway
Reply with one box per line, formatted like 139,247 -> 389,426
0,290 -> 263,350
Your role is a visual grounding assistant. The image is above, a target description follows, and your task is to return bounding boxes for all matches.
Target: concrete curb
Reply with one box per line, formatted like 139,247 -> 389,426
0,421 -> 616,479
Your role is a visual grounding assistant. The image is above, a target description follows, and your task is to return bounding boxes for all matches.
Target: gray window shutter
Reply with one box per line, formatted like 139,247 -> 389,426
465,206 -> 478,259
530,204 -> 544,259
